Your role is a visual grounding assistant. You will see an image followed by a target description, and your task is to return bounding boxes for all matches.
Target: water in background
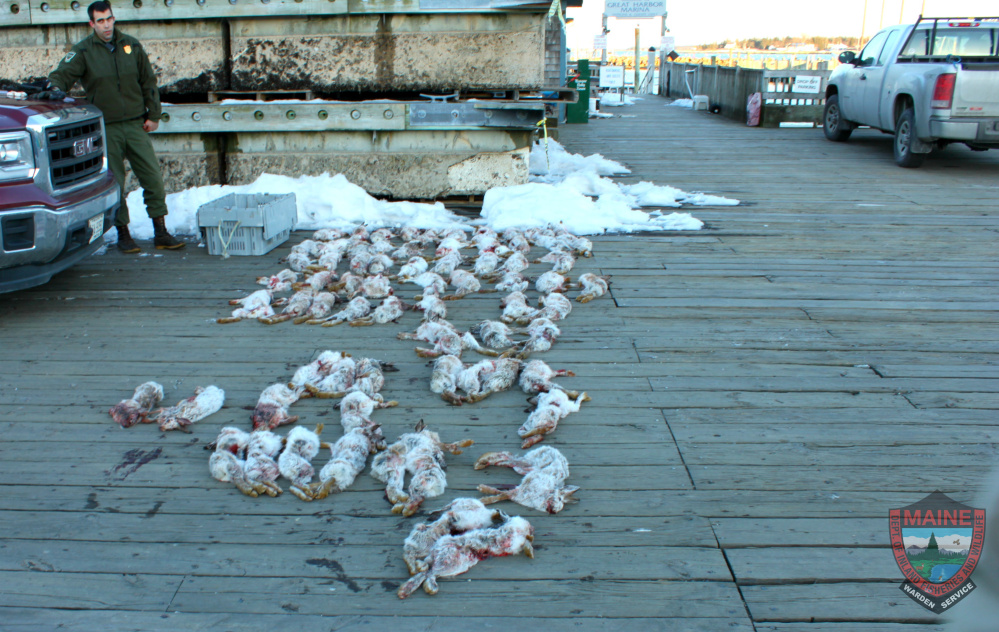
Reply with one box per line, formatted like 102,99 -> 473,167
678,51 -> 836,62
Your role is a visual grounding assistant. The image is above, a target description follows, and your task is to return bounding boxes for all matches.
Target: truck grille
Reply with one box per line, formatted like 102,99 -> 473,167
47,120 -> 104,190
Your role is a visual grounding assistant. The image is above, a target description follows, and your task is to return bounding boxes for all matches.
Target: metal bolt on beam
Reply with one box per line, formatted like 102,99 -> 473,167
191,112 -> 201,121
223,111 -> 232,121
318,110 -> 328,120
350,110 -> 361,120
254,110 -> 264,120
286,110 -> 296,120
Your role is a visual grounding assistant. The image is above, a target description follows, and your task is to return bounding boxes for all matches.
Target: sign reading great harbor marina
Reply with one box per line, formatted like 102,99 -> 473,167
889,491 -> 985,614
605,1 -> 666,19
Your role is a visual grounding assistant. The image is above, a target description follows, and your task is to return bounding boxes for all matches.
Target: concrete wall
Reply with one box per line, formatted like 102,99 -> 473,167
229,14 -> 545,92
2,10 -> 549,198
0,26 -> 78,85
121,130 -> 532,199
0,22 -> 225,91
544,7 -> 564,88
2,13 -> 545,93
224,130 -> 532,199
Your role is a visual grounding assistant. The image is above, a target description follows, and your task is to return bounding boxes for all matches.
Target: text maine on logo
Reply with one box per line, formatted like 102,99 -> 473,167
889,491 -> 986,615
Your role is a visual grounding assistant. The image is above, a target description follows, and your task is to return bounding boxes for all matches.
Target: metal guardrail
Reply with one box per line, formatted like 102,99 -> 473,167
637,68 -> 655,94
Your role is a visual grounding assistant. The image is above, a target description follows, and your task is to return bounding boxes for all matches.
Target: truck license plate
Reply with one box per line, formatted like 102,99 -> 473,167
88,214 -> 104,244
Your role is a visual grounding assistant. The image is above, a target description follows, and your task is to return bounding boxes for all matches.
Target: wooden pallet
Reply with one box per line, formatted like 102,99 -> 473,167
460,86 -> 579,103
207,90 -> 315,103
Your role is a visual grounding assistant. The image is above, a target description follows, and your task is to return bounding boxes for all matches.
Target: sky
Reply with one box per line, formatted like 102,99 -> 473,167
566,0 -> 999,50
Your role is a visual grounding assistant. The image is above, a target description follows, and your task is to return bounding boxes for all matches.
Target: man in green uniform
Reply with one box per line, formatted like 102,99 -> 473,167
49,1 -> 183,253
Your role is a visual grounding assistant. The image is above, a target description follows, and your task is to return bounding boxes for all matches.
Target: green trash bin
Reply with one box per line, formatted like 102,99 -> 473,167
565,59 -> 591,124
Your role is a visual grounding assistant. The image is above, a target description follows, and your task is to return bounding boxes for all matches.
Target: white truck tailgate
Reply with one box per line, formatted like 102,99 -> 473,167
953,67 -> 999,116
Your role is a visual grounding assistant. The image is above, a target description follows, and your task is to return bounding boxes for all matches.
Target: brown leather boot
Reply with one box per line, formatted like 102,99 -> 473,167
116,225 -> 141,253
152,216 -> 185,250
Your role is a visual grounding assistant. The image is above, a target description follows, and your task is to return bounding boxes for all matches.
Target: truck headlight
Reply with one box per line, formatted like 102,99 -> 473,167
0,132 -> 35,183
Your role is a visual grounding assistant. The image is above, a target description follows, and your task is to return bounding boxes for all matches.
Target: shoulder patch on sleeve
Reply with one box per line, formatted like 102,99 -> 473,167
64,52 -> 76,63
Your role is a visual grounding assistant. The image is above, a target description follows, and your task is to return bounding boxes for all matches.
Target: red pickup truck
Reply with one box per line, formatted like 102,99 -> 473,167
0,96 -> 119,293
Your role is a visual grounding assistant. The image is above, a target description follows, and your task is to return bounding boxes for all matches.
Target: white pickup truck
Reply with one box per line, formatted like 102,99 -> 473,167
823,17 -> 999,167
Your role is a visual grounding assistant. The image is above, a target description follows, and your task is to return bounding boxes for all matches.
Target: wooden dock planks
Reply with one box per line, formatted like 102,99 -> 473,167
0,95 -> 996,630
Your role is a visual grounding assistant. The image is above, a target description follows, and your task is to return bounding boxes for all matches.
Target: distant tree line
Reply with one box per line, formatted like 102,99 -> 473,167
908,533 -> 967,561
697,36 -> 862,51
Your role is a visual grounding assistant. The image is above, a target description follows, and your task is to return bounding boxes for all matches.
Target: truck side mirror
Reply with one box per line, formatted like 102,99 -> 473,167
838,51 -> 856,64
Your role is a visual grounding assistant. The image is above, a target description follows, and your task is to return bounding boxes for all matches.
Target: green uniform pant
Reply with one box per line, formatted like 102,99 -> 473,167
105,119 -> 167,227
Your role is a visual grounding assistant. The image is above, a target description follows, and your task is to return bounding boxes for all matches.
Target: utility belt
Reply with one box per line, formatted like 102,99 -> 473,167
104,113 -> 148,126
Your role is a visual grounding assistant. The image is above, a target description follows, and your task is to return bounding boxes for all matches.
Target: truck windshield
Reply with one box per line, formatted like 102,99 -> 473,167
900,27 -> 998,57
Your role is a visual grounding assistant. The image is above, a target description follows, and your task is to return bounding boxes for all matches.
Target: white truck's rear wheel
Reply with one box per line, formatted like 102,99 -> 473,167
894,108 -> 927,168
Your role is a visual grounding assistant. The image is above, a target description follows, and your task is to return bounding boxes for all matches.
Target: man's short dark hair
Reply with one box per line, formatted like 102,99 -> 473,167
88,1 -> 112,21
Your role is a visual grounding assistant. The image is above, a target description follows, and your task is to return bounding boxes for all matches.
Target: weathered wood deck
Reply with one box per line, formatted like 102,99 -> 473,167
1,96 -> 997,631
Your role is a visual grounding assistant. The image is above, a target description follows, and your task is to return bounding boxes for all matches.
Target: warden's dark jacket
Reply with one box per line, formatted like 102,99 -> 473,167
49,28 -> 161,124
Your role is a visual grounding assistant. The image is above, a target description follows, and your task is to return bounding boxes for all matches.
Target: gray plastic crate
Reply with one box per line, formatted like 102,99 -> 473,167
197,193 -> 297,257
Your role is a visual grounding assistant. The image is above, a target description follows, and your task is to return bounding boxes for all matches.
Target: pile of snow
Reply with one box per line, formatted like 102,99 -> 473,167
623,180 -> 738,207
116,137 -> 736,245
530,138 -> 630,179
123,173 -> 465,242
526,139 -> 737,228
600,93 -> 640,107
481,182 -> 703,234
667,99 -> 694,108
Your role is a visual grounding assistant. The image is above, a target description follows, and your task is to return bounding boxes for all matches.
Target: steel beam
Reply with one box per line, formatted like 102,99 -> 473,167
159,102 -> 409,133
408,102 -> 544,128
1,0 -> 31,25
157,101 -> 545,133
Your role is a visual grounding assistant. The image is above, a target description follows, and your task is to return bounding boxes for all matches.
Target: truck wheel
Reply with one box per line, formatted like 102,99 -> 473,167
894,108 -> 926,168
823,94 -> 852,141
